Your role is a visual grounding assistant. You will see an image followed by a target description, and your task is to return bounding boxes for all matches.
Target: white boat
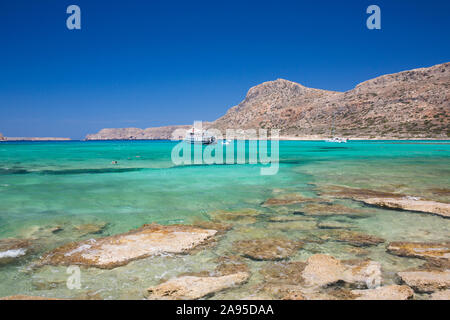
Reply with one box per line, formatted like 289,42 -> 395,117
325,137 -> 348,143
185,129 -> 216,145
221,139 -> 231,145
324,109 -> 348,143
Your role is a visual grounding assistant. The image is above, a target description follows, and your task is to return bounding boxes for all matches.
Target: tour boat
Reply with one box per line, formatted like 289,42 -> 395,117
185,129 -> 216,145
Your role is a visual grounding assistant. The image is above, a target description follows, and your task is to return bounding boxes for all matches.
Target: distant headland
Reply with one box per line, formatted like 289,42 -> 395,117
0,133 -> 70,142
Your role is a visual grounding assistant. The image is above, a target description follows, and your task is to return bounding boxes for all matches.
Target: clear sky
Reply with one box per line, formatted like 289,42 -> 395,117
0,0 -> 449,139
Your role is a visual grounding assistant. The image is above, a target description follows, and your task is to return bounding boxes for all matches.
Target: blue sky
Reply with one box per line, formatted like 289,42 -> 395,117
0,0 -> 449,139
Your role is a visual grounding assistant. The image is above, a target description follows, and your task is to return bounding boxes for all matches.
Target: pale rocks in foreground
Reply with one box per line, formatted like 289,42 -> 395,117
387,241 -> 450,261
38,224 -> 217,269
147,272 -> 249,300
361,198 -> 450,218
397,270 -> 450,293
351,285 -> 414,300
301,254 -> 382,288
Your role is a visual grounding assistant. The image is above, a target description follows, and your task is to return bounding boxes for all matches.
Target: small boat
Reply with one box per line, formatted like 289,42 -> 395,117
221,139 -> 231,145
324,109 -> 348,143
185,129 -> 216,145
325,137 -> 348,143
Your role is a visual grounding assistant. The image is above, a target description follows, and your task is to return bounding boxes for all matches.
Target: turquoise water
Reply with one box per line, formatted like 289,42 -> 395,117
0,140 -> 449,299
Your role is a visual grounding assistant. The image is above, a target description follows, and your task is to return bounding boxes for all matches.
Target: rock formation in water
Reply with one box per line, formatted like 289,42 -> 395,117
37,223 -> 217,269
86,62 -> 450,140
85,125 -> 192,140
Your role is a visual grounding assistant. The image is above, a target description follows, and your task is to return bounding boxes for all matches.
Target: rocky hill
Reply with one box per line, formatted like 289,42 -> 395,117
212,62 -> 449,139
86,62 -> 449,140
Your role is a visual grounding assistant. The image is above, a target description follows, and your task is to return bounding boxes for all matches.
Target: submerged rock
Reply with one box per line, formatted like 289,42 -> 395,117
191,220 -> 232,234
430,289 -> 450,300
351,285 -> 414,300
19,225 -> 63,239
344,246 -> 370,257
260,261 -> 307,285
320,230 -> 385,247
265,284 -> 358,300
317,220 -> 355,229
261,194 -> 319,207
397,270 -> 450,293
233,238 -> 303,261
214,256 -> 250,275
207,208 -> 260,225
268,215 -> 316,222
299,203 -> 361,217
320,185 -> 404,199
147,272 -> 249,300
0,238 -> 31,264
267,220 -> 317,231
0,295 -> 60,300
387,241 -> 450,261
361,198 -> 450,218
73,222 -> 108,236
427,188 -> 450,197
38,224 -> 217,269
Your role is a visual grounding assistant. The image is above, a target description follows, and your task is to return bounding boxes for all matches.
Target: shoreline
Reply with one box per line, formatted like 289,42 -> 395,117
2,137 -> 449,142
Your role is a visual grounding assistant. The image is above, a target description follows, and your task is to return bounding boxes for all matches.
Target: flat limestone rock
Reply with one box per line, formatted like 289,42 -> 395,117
233,238 -> 303,261
351,285 -> 414,300
397,270 -> 450,293
301,254 -> 382,289
361,198 -> 450,218
430,289 -> 450,300
147,272 -> 249,300
387,241 -> 450,261
320,186 -> 450,218
38,224 -> 217,269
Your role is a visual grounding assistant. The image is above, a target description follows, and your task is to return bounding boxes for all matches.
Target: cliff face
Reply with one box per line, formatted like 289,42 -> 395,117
86,62 -> 450,140
85,125 -> 192,140
212,62 -> 450,138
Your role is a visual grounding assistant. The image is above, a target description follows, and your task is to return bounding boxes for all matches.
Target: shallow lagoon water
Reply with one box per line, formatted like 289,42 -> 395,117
0,140 -> 449,299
